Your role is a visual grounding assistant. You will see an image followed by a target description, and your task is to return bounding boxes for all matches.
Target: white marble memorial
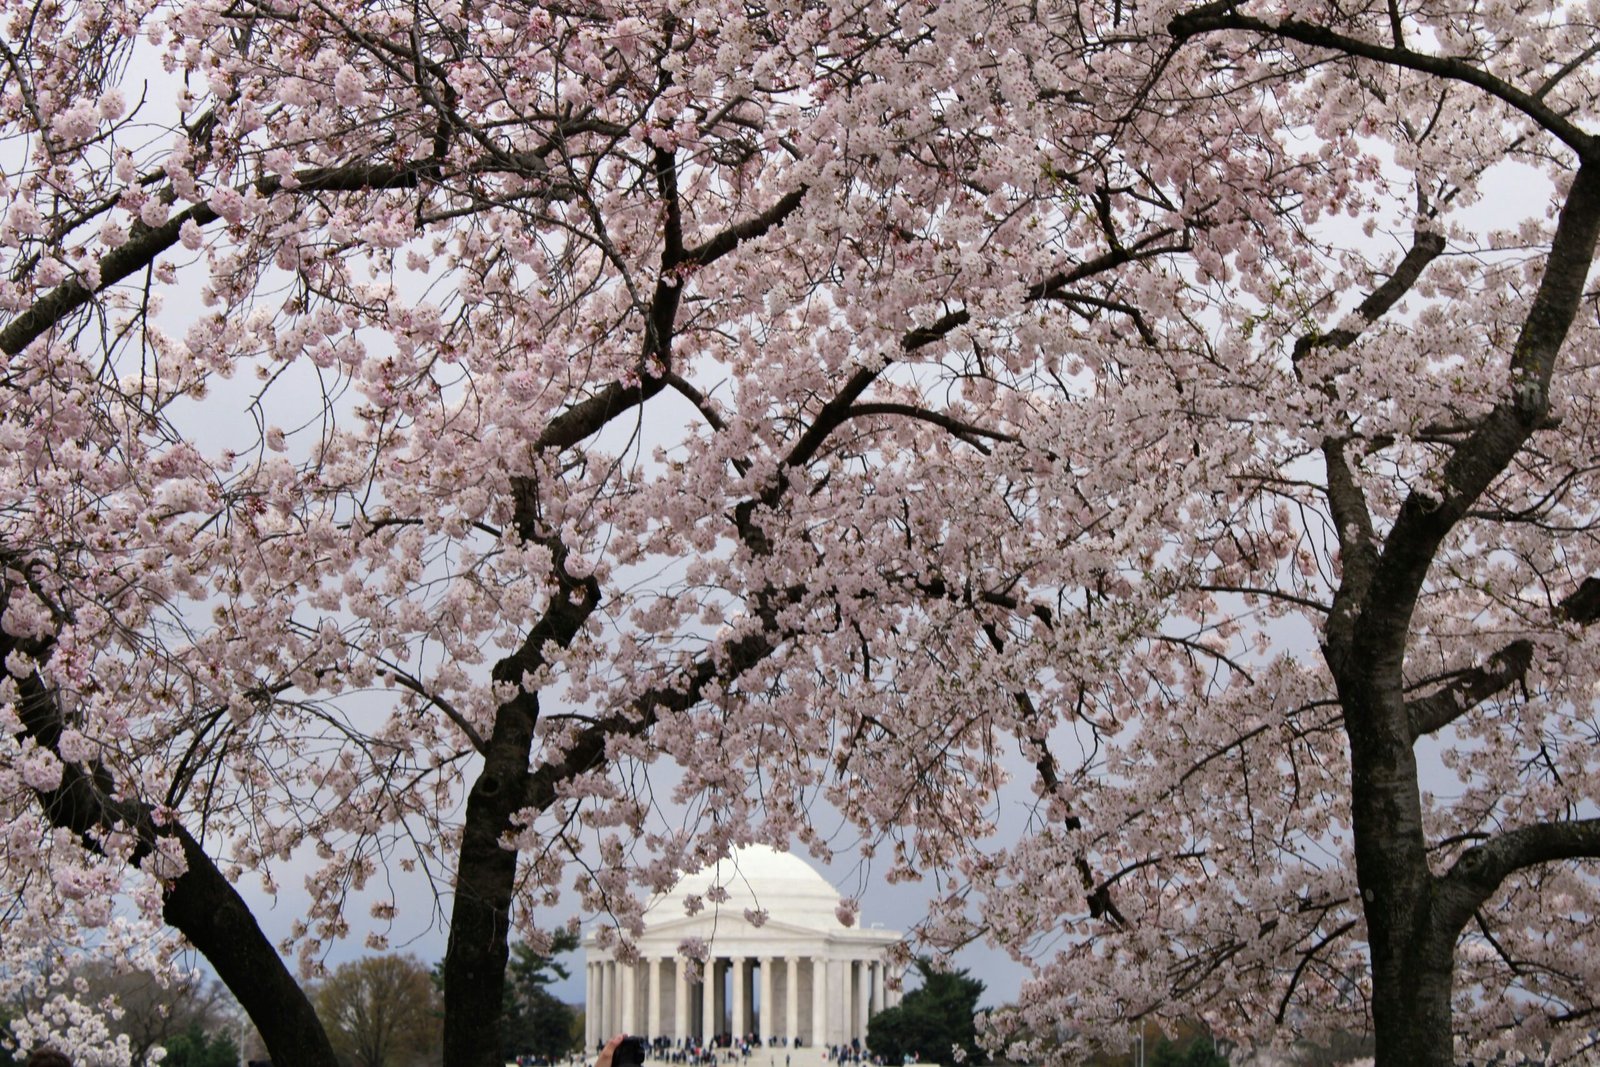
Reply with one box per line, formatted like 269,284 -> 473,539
584,846 -> 903,1051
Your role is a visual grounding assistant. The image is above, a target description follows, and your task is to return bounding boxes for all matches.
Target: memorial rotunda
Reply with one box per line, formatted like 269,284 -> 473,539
584,846 -> 903,1051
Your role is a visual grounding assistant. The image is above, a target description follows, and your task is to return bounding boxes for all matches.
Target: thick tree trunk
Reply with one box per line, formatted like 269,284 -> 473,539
441,689 -> 539,1067
1372,952 -> 1456,1067
165,829 -> 343,1067
1338,633 -> 1455,1067
1363,855 -> 1456,1066
1347,777 -> 1457,1062
441,549 -> 601,1067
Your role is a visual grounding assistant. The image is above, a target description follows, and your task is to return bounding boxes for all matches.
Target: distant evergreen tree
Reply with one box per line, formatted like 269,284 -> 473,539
501,929 -> 581,1062
1148,1035 -> 1230,1067
160,1022 -> 242,1067
866,960 -> 985,1067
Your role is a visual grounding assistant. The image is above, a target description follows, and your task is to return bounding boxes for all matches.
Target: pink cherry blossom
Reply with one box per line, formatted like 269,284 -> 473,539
0,2 -> 1596,1067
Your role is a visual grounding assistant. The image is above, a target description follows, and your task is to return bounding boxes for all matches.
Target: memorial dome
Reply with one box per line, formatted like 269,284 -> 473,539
651,845 -> 849,932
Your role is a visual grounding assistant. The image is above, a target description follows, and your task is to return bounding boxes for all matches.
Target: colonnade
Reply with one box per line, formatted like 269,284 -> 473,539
585,954 -> 901,1052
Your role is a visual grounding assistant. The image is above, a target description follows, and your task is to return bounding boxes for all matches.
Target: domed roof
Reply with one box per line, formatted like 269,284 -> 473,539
650,844 -> 848,933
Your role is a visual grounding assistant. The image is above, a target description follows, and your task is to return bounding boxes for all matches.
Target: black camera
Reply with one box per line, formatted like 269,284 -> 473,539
614,1036 -> 647,1067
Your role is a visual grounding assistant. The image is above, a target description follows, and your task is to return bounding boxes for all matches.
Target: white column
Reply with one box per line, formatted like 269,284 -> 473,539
838,959 -> 851,1043
675,960 -> 690,1040
720,966 -> 732,1036
786,957 -> 799,1043
844,961 -> 854,1042
604,960 -> 617,1037
616,961 -> 627,1035
759,957 -> 774,1045
868,961 -> 882,1016
618,960 -> 630,1035
624,961 -> 639,1035
811,956 -> 827,1048
702,958 -> 718,1042
857,962 -> 872,1042
732,957 -> 748,1040
648,957 -> 663,1038
746,958 -> 757,1037
586,962 -> 597,1049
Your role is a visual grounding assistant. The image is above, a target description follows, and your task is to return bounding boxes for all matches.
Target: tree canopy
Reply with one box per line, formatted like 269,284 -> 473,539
1147,1037 -> 1230,1067
866,961 -> 986,1067
314,955 -> 441,1067
1,1 -> 1598,1066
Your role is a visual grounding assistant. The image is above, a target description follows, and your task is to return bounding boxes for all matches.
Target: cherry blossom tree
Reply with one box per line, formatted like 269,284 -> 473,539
950,6 -> 1600,1065
0,1 -> 1596,1067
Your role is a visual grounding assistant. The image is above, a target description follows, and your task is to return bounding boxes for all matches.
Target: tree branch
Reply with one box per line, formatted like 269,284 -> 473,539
1438,818 -> 1600,933
522,621 -> 781,815
842,402 -> 1018,453
1406,639 -> 1534,738
1168,3 -> 1599,162
1292,231 -> 1447,370
1407,576 -> 1600,737
0,161 -> 429,356
680,185 -> 808,268
1292,229 -> 1450,658
1336,161 -> 1600,675
1275,918 -> 1361,1024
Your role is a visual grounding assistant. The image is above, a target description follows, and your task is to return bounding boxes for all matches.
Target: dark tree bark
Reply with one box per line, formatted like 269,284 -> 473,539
1319,163 -> 1600,1066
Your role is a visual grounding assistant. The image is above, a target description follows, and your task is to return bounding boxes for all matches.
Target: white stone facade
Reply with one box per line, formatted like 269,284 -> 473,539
584,846 -> 903,1050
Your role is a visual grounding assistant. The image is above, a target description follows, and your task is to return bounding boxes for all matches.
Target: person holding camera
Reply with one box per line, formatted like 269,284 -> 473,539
599,1033 -> 649,1067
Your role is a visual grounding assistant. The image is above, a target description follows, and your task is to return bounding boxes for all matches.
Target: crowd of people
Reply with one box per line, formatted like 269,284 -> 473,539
594,1031 -> 799,1067
595,1033 -> 898,1067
